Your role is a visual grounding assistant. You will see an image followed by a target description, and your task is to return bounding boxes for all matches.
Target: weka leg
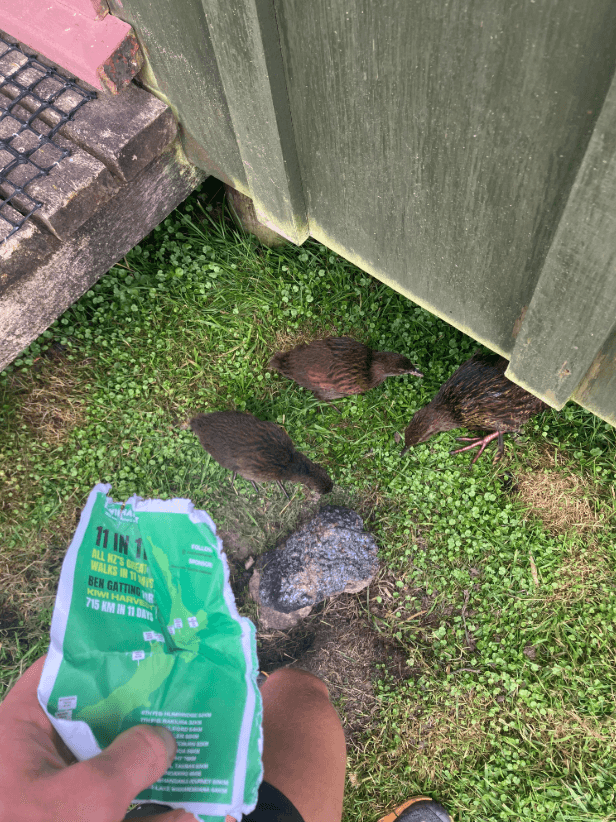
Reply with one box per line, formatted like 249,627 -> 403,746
494,431 -> 505,463
323,399 -> 342,413
314,391 -> 342,413
277,480 -> 290,499
231,473 -> 260,495
450,431 -> 502,465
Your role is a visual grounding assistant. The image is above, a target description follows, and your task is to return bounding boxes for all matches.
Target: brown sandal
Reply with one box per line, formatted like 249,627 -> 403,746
378,795 -> 453,822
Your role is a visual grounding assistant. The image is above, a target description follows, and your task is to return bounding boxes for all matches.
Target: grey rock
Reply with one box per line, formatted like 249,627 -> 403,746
255,506 -> 379,615
249,568 -> 314,630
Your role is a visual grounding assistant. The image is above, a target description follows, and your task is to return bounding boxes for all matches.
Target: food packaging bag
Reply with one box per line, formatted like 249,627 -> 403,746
37,483 -> 263,822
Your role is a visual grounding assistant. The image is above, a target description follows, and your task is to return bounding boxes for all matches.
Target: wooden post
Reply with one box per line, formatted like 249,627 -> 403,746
202,0 -> 308,244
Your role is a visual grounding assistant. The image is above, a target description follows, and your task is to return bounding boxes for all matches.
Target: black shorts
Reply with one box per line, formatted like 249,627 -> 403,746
125,781 -> 304,821
242,781 -> 305,822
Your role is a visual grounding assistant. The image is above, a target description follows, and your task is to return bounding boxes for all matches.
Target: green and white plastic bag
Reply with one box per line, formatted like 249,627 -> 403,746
38,483 -> 263,821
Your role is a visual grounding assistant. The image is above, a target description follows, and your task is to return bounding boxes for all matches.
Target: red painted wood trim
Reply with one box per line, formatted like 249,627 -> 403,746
57,0 -> 108,22
0,0 -> 141,92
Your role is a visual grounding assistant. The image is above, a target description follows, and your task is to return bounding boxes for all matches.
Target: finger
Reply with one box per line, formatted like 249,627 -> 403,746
50,724 -> 178,822
0,655 -> 72,771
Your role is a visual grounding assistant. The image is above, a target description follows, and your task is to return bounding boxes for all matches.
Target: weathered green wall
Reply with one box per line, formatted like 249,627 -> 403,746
275,1 -> 616,357
107,0 -> 246,188
509,72 -> 616,412
108,0 -> 616,423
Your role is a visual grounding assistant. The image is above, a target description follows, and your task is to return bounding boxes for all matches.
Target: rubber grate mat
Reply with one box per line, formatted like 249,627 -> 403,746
0,35 -> 96,245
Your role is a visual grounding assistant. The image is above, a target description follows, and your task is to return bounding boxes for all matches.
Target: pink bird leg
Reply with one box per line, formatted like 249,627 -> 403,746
450,431 -> 504,465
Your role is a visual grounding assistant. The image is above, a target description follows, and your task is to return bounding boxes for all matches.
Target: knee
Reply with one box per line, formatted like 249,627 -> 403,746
262,667 -> 331,702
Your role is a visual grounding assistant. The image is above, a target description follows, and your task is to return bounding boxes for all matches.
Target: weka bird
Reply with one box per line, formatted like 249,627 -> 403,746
269,336 -> 423,401
401,351 -> 547,464
190,411 -> 333,496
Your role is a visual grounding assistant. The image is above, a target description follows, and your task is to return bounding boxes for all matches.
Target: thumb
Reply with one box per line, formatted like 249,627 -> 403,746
57,724 -> 179,822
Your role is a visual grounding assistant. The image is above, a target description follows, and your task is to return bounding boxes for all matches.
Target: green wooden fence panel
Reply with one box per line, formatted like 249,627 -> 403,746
274,0 -> 616,366
107,0 -> 246,187
107,0 -> 616,421
202,0 -> 308,243
574,322 -> 616,425
508,71 -> 616,416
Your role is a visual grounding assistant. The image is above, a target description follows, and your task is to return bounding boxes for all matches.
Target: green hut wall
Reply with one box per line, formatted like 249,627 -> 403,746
108,0 -> 616,424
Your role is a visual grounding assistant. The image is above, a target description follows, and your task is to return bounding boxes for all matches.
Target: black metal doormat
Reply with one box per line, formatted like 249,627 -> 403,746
0,34 -> 96,244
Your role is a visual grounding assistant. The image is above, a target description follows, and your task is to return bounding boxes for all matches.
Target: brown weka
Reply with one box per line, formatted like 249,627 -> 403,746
269,336 -> 423,401
401,351 -> 547,464
190,411 -> 333,496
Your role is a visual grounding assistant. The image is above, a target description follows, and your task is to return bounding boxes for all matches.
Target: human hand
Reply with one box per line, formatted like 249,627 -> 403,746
0,656 -> 196,822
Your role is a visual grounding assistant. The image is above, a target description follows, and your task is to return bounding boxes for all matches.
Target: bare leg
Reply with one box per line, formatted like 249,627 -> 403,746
277,480 -> 290,499
248,669 -> 346,822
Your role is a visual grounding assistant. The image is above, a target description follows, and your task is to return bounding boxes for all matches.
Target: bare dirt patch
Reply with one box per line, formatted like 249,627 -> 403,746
0,503 -> 81,668
256,593 -> 410,748
549,543 -> 614,604
11,352 -> 93,444
515,447 -> 607,538
514,445 -> 615,604
252,564 -> 470,751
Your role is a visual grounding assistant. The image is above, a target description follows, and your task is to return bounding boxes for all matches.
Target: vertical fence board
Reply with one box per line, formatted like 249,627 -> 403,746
573,322 -> 616,425
508,75 -> 616,408
107,0 -> 246,186
202,0 -> 308,244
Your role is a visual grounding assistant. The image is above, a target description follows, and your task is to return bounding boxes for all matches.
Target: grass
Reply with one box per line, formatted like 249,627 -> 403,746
1,183 -> 615,821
